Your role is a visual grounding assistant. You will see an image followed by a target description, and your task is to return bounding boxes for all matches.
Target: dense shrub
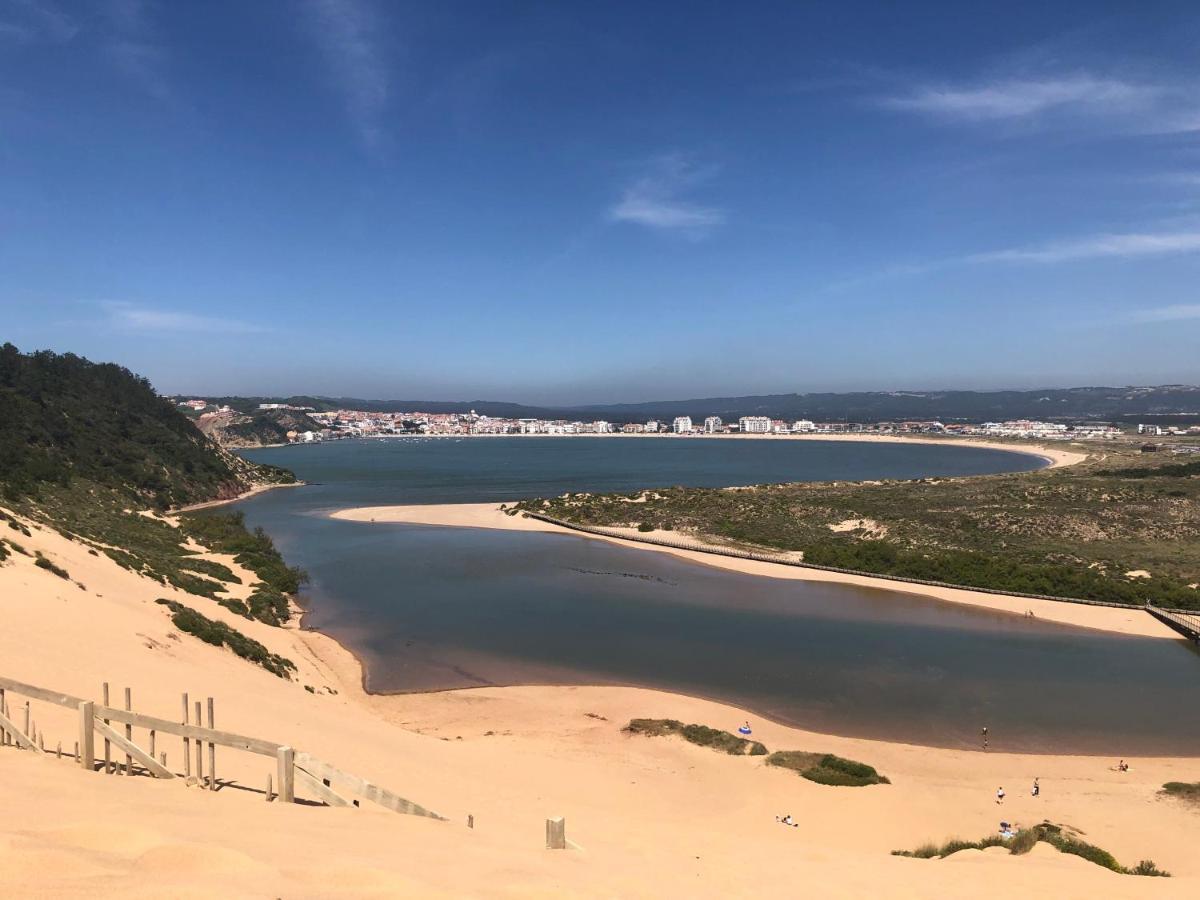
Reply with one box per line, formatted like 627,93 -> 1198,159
1160,781 -> 1200,803
34,553 -> 70,580
0,343 -> 259,506
767,751 -> 890,786
155,598 -> 296,678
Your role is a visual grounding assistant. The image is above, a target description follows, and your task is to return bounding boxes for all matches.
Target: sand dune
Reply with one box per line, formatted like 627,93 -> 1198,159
2,504 -> 1196,897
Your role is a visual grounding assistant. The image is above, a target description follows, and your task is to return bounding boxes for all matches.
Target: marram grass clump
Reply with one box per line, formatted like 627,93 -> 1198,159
155,598 -> 296,679
892,822 -> 1169,876
767,751 -> 890,786
624,719 -> 768,756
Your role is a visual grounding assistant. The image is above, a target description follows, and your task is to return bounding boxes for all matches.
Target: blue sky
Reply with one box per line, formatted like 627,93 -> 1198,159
2,1 -> 1199,402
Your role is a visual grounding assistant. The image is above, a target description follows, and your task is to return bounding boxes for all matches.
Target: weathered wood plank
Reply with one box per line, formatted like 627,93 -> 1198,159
0,708 -> 39,752
94,706 -> 281,756
294,766 -> 352,807
91,719 -> 174,779
294,752 -> 447,820
0,676 -> 85,709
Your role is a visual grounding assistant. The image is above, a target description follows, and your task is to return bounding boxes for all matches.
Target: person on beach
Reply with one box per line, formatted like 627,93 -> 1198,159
981,726 -> 989,750
996,786 -> 1005,804
776,814 -> 798,828
738,721 -> 752,736
1032,778 -> 1040,797
1118,759 -> 1129,772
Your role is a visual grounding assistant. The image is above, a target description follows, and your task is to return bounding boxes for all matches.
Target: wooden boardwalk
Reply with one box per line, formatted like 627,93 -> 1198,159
1146,606 -> 1200,645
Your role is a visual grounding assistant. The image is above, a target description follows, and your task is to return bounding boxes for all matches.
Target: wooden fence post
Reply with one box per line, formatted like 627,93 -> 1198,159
266,773 -> 273,801
101,683 -> 111,774
0,687 -> 6,745
194,700 -> 203,785
277,746 -> 295,803
78,701 -> 95,771
546,817 -> 566,850
124,687 -> 133,775
182,693 -> 190,778
207,697 -> 216,791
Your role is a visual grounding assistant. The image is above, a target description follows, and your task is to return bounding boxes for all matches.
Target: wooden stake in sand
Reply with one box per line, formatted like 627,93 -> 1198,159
276,746 -> 295,803
194,701 -> 203,785
124,688 -> 133,775
266,773 -> 273,802
207,697 -> 216,791
101,683 -> 111,774
546,817 -> 567,850
77,701 -> 94,770
182,693 -> 191,778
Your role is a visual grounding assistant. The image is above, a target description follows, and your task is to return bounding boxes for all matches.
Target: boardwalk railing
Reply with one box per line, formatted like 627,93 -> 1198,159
0,674 -> 445,820
1147,606 -> 1200,645
525,512 -> 1193,616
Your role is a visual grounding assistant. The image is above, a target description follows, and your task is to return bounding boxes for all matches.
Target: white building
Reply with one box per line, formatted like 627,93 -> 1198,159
673,416 -> 694,434
704,416 -> 723,434
739,416 -> 771,434
591,420 -> 613,434
645,420 -> 661,433
792,419 -> 816,432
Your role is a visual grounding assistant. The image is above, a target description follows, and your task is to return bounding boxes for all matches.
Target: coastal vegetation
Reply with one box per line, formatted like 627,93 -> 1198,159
0,346 -> 307,632
893,822 -> 1169,876
1160,781 -> 1200,803
155,599 -> 297,678
624,718 -> 768,755
515,442 -> 1200,609
0,343 -> 294,509
766,751 -> 890,786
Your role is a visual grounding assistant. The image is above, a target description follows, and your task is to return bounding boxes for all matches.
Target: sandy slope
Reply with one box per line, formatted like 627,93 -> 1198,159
330,503 -> 1173,639
1,506 -> 1197,898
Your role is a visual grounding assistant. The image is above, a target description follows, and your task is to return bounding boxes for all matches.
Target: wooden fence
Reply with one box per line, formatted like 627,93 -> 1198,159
0,674 -> 446,820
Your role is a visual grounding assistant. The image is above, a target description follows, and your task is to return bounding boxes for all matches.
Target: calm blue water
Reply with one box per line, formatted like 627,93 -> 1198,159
235,437 -> 1200,753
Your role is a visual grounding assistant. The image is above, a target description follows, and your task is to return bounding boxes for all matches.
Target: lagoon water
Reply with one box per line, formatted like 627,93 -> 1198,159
237,437 -> 1200,753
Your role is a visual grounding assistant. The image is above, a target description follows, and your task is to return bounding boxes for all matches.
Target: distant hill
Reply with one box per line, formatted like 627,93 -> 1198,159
185,385 -> 1200,425
0,344 -> 292,508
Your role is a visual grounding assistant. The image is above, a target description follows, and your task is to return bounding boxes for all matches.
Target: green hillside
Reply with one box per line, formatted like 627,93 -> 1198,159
0,343 -> 292,508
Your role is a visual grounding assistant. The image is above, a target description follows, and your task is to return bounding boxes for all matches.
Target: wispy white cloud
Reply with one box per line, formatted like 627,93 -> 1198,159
884,76 -> 1157,120
826,230 -> 1200,293
102,302 -> 268,334
99,0 -> 170,100
1129,304 -> 1200,323
300,0 -> 389,151
966,231 -> 1200,264
0,0 -> 78,43
881,72 -> 1198,134
609,155 -> 725,238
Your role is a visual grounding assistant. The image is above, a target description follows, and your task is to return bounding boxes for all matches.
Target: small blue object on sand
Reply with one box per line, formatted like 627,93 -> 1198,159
738,725 -> 752,736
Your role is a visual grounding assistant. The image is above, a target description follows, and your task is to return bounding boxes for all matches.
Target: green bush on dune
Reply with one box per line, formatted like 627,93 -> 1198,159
766,751 -> 890,786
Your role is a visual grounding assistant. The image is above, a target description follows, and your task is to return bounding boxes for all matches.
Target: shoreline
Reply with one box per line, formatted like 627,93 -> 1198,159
252,432 -> 1090,470
330,502 -> 1173,639
173,479 -> 305,513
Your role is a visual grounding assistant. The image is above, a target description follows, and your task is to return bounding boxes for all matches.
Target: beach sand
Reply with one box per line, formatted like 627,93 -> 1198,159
1,502 -> 1196,897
